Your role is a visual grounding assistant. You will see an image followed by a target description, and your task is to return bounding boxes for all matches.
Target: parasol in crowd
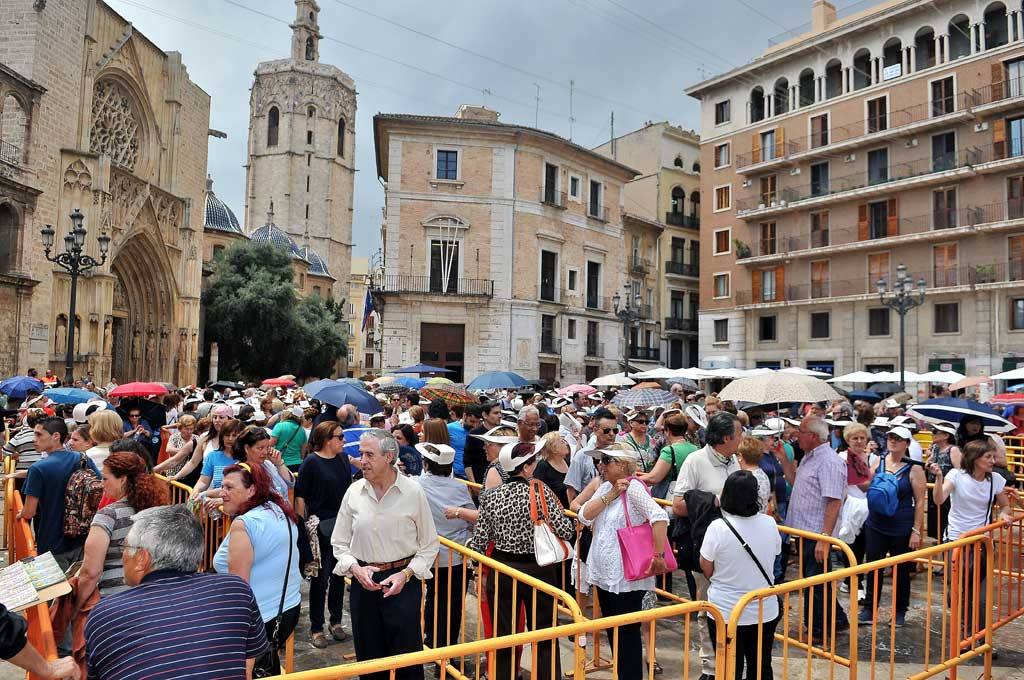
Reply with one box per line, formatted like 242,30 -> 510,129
316,383 -> 380,414
0,375 -> 45,399
778,367 -> 833,378
466,371 -> 530,391
109,382 -> 169,398
374,375 -> 398,385
990,393 -> 1024,405
375,383 -> 410,396
717,372 -> 840,405
336,378 -> 366,387
395,377 -> 426,389
420,384 -> 477,407
262,377 -> 297,387
867,382 -> 901,395
591,372 -> 635,387
426,377 -> 455,385
556,384 -> 597,397
210,380 -> 243,391
42,387 -> 97,405
948,376 -> 991,392
665,377 -> 699,391
391,364 -> 453,374
992,367 -> 1024,381
302,379 -> 338,397
631,382 -> 663,390
846,390 -> 882,403
632,367 -> 679,380
907,397 -> 1014,433
612,389 -> 677,410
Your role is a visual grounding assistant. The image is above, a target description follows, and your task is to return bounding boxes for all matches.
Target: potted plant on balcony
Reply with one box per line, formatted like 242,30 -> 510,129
972,263 -> 996,284
734,239 -> 751,259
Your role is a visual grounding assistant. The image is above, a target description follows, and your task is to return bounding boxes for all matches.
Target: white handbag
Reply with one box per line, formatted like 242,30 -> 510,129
530,479 -> 571,566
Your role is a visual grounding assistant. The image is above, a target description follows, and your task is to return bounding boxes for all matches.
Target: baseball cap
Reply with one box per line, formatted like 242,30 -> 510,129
932,422 -> 957,437
887,426 -> 913,441
415,443 -> 455,465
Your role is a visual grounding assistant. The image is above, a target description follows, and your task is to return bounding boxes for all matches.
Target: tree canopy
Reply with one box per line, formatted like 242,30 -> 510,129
202,240 -> 348,380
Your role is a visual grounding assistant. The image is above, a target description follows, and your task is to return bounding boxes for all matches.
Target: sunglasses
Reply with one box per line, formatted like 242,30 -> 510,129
601,427 -> 619,434
599,455 -> 620,465
332,434 -> 345,440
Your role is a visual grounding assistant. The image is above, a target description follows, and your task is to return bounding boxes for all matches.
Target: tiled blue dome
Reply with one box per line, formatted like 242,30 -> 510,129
249,200 -> 304,259
203,176 -> 244,235
297,246 -> 332,278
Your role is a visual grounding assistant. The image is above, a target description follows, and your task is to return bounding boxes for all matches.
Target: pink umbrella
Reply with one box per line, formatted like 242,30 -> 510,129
262,377 -> 297,387
557,384 -> 597,396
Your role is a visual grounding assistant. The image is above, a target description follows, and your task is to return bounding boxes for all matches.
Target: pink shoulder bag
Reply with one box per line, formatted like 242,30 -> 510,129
616,479 -> 678,581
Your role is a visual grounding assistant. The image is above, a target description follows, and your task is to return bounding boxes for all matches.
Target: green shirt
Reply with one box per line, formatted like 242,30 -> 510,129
659,441 -> 698,482
270,420 -> 307,467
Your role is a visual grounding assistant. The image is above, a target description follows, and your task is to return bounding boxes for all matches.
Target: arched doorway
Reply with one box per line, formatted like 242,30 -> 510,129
108,231 -> 178,382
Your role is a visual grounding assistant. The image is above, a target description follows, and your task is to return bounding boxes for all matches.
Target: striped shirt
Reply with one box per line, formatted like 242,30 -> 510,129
2,429 -> 43,473
85,570 -> 268,680
90,500 -> 135,597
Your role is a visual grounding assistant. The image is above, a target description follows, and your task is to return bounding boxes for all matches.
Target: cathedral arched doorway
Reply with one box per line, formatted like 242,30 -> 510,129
108,231 -> 177,382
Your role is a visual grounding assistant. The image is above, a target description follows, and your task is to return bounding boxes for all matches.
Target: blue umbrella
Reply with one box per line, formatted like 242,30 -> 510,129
301,379 -> 338,397
391,363 -> 454,374
316,383 -> 381,414
847,389 -> 882,403
466,371 -> 530,391
907,397 -> 1014,433
336,378 -> 366,387
1008,383 -> 1024,393
42,387 -> 98,405
395,377 -> 426,389
0,376 -> 45,399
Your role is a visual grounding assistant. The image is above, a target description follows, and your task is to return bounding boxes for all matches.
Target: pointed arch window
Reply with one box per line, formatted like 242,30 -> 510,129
337,118 -> 345,157
267,106 -> 279,147
305,36 -> 315,61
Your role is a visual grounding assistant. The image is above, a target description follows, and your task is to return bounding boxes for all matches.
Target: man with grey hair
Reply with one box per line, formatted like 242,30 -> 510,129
332,429 -> 439,680
783,415 -> 849,640
516,405 -> 541,443
85,505 -> 268,679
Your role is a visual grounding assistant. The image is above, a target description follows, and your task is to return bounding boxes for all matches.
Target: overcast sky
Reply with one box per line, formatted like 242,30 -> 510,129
107,0 -> 866,259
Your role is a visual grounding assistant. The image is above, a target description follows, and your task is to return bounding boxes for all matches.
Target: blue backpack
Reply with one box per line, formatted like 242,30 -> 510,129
866,459 -> 909,517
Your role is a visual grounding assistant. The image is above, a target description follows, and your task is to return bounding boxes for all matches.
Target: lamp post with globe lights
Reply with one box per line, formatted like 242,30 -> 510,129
613,285 -> 642,379
876,263 -> 926,394
40,209 -> 110,386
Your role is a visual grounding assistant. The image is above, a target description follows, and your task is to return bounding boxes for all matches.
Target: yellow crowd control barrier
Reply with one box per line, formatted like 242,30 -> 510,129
265,600 -> 725,680
726,534 -> 993,680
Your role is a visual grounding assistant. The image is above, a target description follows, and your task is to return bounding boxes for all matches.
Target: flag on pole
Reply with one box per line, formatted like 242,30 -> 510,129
361,289 -> 375,331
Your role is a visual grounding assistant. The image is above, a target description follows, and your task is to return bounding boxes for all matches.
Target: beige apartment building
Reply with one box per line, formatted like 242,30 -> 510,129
371,106 -> 638,384
689,0 -> 1024,377
595,122 -> 702,369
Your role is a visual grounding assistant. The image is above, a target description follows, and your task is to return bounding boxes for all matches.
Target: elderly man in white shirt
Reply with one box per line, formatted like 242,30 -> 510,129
332,429 -> 439,680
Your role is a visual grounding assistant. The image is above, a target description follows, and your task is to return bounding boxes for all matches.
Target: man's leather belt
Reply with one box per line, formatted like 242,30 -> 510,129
358,556 -> 413,571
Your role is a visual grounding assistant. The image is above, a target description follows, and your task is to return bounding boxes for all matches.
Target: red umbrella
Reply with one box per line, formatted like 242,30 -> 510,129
262,378 -> 297,387
109,382 -> 169,398
990,393 -> 1024,405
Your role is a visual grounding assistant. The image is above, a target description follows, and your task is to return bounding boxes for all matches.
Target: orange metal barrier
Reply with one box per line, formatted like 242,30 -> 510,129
6,490 -> 58,679
726,534 -> 992,680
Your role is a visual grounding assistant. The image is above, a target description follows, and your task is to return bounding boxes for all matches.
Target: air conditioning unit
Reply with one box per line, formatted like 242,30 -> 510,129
845,153 -> 856,163
790,167 -> 801,176
905,138 -> 918,148
742,179 -> 752,188
779,200 -> 788,207
974,121 -> 989,132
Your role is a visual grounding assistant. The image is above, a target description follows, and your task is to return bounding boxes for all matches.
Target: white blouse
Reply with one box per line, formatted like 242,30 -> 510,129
580,478 -> 669,594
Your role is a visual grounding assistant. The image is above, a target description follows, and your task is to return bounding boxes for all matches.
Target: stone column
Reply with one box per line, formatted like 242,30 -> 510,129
816,76 -> 824,101
908,45 -> 917,74
936,35 -> 944,63
844,67 -> 851,93
765,93 -> 773,119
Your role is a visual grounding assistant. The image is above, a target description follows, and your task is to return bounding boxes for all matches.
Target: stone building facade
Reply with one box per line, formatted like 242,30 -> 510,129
689,0 -> 1024,377
595,122 -> 702,369
0,0 -> 210,385
372,106 -> 638,384
243,0 -> 355,300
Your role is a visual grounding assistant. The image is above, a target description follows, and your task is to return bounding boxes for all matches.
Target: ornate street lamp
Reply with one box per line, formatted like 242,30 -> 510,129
877,262 -> 926,394
613,285 -> 643,378
41,209 -> 110,385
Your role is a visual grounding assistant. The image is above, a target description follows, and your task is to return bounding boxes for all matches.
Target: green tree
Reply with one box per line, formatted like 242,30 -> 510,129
203,240 -> 347,380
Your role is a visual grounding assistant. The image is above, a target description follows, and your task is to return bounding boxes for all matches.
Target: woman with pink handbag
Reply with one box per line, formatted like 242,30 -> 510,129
579,443 -> 672,680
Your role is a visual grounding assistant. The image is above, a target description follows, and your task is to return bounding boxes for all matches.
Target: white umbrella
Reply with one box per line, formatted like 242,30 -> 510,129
590,372 -> 636,387
673,367 -> 717,380
718,373 -> 841,405
917,370 -> 966,384
869,370 -> 924,383
991,367 -> 1024,381
827,371 -> 881,383
780,367 -> 833,378
632,367 -> 678,379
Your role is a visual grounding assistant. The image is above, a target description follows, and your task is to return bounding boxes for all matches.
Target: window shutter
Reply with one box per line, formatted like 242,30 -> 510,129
752,133 -> 761,164
752,271 -> 762,302
992,63 -> 1005,101
776,126 -> 785,151
994,118 -> 1007,160
775,265 -> 786,301
858,204 -> 869,241
887,197 -> 899,237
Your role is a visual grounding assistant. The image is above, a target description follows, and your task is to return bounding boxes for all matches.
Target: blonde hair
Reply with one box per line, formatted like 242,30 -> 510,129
177,414 -> 197,429
737,436 -> 764,465
842,422 -> 869,443
88,410 -> 124,445
409,405 -> 425,423
538,431 -> 566,461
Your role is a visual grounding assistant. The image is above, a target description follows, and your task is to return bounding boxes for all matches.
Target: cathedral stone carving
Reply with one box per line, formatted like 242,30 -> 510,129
63,160 -> 92,192
89,79 -> 140,170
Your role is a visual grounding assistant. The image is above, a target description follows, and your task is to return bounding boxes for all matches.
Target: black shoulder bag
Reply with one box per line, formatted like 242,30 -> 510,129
255,517 -> 294,677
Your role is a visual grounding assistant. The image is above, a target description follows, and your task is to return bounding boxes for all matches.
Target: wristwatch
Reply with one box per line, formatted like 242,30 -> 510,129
402,567 -> 413,581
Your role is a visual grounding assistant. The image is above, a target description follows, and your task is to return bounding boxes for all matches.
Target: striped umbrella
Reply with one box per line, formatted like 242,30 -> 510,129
421,384 -> 477,407
612,388 -> 677,410
665,377 -> 699,391
907,398 -> 1014,433
376,384 -> 410,396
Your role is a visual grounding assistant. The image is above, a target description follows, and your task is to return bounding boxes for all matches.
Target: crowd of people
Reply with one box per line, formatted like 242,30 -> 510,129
0,371 -> 1020,680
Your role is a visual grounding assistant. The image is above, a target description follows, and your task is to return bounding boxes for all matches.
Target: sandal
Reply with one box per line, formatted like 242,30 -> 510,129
652,661 -> 663,675
311,632 -> 329,649
329,624 -> 349,641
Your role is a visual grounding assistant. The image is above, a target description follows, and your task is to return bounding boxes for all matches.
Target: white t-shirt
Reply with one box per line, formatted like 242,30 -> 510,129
909,438 -> 924,462
945,469 -> 1005,540
700,512 -> 782,625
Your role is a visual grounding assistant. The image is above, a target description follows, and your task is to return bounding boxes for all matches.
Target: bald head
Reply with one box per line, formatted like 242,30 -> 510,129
339,404 -> 358,426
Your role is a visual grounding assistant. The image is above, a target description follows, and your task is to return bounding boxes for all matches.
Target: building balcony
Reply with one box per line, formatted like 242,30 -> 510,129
0,139 -> 21,166
588,205 -> 610,222
629,346 -> 660,362
735,93 -> 974,175
584,294 -> 613,312
539,336 -> 561,355
735,144 -> 1016,220
540,186 -> 567,209
970,75 -> 1024,116
740,200 -> 1024,264
665,260 -> 699,278
665,212 -> 700,229
370,274 -> 494,297
585,341 -> 605,358
665,317 -> 698,332
733,260 -> 1024,307
630,255 -> 652,275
